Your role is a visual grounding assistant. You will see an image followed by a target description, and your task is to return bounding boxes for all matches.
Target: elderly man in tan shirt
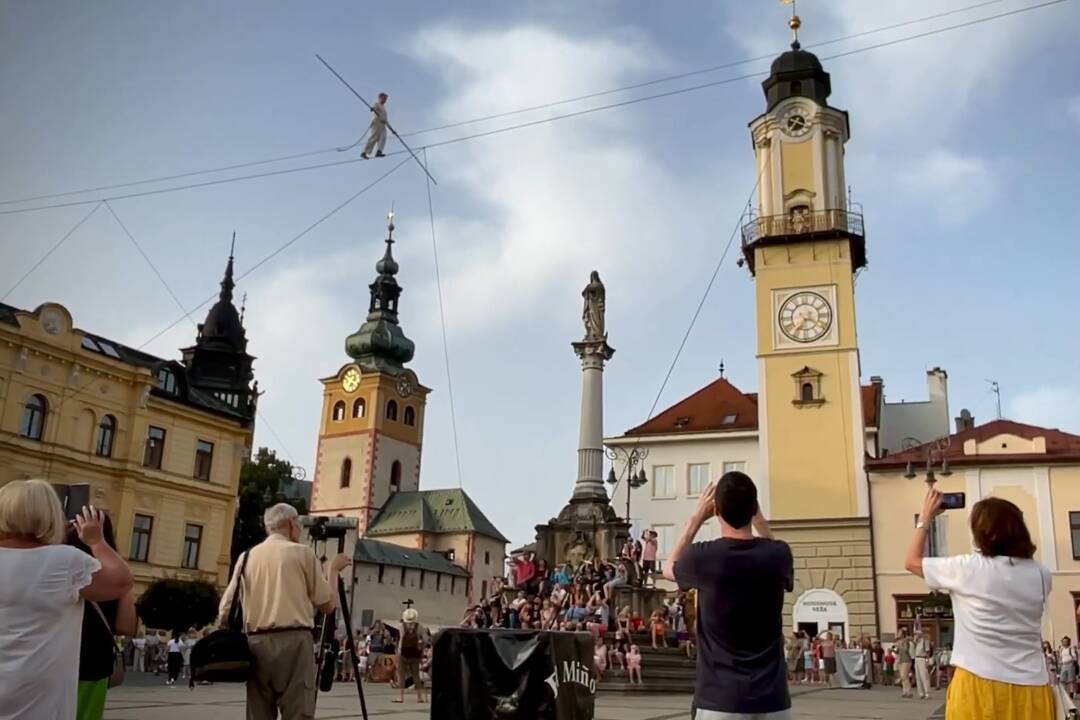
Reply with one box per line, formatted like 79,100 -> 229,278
218,503 -> 350,720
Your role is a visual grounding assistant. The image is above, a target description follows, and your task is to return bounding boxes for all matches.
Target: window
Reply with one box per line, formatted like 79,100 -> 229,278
143,426 -> 166,469
20,394 -> 47,440
688,463 -> 710,496
156,367 -> 177,394
1071,513 -> 1080,560
352,398 -> 365,418
451,576 -> 456,595
403,406 -> 416,426
654,524 -> 675,565
447,548 -> 456,562
390,461 -> 402,494
652,465 -> 675,498
400,567 -> 407,587
130,514 -> 153,562
481,580 -> 488,598
386,400 -> 398,421
801,383 -> 815,402
95,415 -> 116,457
721,414 -> 737,425
194,440 -> 214,481
436,573 -> 442,592
419,570 -> 426,590
722,461 -> 747,474
377,564 -> 385,584
484,551 -> 491,565
332,401 -> 346,421
182,524 -> 202,569
340,457 -> 352,488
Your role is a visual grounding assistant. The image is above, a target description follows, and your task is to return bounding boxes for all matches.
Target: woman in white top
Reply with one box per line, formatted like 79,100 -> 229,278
0,479 -> 134,720
905,488 -> 1052,720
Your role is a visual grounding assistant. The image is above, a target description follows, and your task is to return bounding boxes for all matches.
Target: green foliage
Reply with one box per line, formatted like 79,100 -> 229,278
230,447 -> 309,564
136,579 -> 220,634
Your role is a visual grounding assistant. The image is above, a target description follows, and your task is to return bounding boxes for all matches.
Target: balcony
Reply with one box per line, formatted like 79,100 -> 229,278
740,208 -> 866,274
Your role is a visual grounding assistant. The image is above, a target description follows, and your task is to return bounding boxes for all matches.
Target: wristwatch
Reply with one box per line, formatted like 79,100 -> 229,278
915,520 -> 927,530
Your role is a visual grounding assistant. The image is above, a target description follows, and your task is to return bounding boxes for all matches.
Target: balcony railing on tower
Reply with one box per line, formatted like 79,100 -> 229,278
741,208 -> 864,247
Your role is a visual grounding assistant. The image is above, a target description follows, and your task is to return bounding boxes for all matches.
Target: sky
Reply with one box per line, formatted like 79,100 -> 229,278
2,1 -> 1078,547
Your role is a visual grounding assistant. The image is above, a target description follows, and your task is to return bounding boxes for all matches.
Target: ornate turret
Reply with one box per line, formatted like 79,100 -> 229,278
761,15 -> 832,111
345,212 -> 416,374
181,234 -> 256,417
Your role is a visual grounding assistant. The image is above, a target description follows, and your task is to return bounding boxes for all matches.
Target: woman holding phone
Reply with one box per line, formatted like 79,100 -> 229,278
905,487 -> 1052,719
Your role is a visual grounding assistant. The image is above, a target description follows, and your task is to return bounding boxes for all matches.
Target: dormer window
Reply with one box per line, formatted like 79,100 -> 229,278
156,367 -> 177,395
721,414 -> 737,425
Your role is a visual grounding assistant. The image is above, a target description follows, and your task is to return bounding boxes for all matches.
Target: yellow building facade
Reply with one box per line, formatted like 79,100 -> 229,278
741,40 -> 875,638
870,419 -> 1080,646
0,254 -> 256,593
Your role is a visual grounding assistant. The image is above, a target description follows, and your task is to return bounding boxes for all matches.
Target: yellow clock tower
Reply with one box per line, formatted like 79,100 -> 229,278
741,17 -> 876,638
310,214 -> 429,533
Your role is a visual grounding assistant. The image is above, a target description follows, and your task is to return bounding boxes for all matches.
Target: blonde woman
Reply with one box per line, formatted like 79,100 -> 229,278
0,479 -> 133,720
906,488 -> 1053,720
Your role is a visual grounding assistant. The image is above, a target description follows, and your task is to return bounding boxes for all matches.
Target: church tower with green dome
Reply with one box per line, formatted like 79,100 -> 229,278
310,213 -> 430,532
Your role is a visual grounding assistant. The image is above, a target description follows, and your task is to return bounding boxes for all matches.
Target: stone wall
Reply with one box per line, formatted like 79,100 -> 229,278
773,517 -> 877,639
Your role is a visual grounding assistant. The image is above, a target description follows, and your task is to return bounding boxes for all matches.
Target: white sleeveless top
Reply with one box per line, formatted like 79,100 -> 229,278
0,544 -> 100,720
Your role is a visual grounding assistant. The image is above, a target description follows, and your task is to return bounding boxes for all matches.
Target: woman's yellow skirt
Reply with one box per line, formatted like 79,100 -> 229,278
947,667 -> 1054,720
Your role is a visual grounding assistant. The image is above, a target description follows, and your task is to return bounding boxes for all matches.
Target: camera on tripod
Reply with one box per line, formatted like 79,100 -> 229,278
300,515 -> 352,542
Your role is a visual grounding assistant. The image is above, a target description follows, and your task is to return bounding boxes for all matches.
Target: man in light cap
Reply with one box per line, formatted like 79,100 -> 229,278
394,606 -> 427,704
361,92 -> 389,159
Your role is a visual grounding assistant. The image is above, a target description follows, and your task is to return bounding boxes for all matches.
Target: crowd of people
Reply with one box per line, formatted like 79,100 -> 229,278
457,533 -> 698,684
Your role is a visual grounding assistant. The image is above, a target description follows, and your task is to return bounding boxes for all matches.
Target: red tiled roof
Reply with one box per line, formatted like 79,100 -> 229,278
867,419 -> 1080,469
625,378 -> 758,436
623,377 -> 879,437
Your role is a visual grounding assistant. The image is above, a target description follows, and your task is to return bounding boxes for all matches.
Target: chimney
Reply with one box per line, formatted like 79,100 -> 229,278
955,408 -> 975,433
927,367 -> 948,399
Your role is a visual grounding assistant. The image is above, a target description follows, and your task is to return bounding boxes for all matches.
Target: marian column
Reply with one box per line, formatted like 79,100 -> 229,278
571,271 -> 614,502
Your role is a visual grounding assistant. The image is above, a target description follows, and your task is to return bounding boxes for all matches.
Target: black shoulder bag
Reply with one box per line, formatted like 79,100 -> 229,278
190,551 -> 253,687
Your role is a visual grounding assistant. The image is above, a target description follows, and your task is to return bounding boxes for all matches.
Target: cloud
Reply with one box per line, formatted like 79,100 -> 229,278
725,1 -> 1067,139
1008,386 -> 1080,434
893,148 -> 995,224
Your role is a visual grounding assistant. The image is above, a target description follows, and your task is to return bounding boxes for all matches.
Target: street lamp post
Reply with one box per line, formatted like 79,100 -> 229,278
605,446 -> 649,523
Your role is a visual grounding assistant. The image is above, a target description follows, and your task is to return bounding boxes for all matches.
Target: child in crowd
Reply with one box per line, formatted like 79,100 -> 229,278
649,609 -> 668,649
594,637 -> 609,679
627,645 -> 643,685
611,630 -> 629,672
884,646 -> 896,687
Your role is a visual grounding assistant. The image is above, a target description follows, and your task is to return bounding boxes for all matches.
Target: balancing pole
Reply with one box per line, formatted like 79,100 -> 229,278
315,53 -> 438,185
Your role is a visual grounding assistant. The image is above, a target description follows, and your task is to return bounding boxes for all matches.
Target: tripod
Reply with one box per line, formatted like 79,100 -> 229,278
312,533 -> 369,720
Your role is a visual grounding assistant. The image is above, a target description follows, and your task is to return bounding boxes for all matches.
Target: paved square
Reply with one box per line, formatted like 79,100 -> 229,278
105,674 -> 944,719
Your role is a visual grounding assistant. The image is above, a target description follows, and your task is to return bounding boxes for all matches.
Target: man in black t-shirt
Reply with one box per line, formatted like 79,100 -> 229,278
663,471 -> 794,720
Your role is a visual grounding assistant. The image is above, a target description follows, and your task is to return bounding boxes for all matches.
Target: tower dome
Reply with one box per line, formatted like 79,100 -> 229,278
762,42 -> 832,111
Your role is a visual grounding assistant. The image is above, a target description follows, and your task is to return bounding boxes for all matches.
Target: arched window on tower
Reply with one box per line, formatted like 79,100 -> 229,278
21,394 -> 47,440
390,460 -> 402,494
332,401 -> 346,421
386,400 -> 398,422
801,382 -> 815,403
352,398 -> 366,419
340,457 -> 352,488
96,414 -> 116,457
403,406 -> 416,426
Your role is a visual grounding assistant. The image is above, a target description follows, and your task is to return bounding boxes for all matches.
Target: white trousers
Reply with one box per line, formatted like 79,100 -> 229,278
364,124 -> 387,155
914,657 -> 931,697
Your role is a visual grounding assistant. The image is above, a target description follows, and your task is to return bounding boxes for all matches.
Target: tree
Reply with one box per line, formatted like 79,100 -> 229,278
230,447 -> 308,565
137,579 -> 220,634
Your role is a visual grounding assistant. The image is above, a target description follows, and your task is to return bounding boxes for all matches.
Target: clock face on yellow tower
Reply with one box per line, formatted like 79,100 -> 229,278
778,291 -> 833,343
342,367 -> 361,393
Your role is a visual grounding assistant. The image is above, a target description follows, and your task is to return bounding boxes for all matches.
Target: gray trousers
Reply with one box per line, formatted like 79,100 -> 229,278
696,710 -> 792,720
246,630 -> 316,720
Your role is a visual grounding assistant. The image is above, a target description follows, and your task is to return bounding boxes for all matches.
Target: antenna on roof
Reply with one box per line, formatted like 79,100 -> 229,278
718,359 -> 725,379
985,380 -> 1002,419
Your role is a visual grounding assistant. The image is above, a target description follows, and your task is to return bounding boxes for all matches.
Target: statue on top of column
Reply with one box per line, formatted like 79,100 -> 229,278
582,270 -> 606,342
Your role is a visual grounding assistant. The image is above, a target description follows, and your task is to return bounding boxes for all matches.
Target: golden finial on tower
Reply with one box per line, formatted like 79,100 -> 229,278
781,0 -> 801,49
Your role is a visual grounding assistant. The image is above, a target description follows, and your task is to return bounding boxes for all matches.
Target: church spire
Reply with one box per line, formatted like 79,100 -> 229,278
345,211 -> 415,374
219,231 -> 236,305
